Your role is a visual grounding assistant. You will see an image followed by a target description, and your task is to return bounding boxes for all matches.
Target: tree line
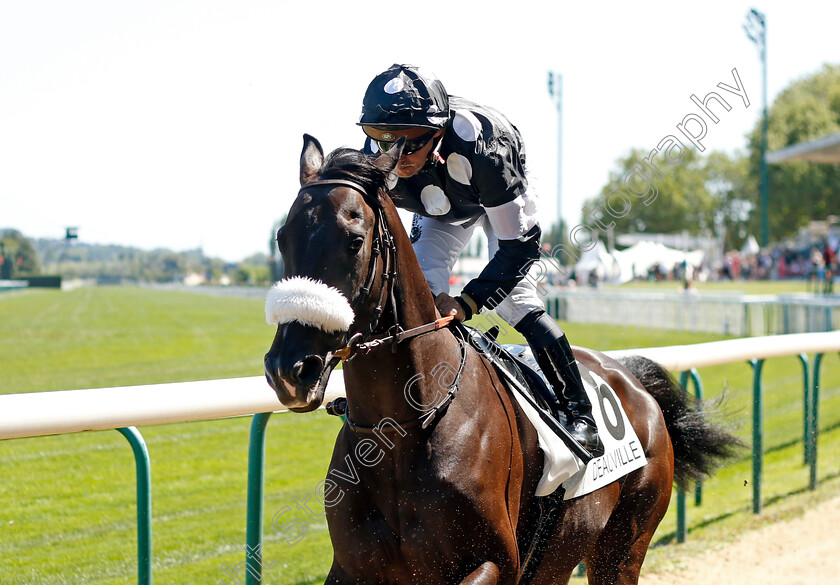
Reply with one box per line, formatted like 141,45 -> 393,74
0,229 -> 271,285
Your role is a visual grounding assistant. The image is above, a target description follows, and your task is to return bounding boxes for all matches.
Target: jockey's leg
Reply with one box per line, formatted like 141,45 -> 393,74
514,309 -> 605,459
484,220 -> 604,459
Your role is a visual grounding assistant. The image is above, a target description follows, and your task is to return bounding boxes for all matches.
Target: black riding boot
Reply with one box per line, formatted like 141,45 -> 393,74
516,310 -> 605,458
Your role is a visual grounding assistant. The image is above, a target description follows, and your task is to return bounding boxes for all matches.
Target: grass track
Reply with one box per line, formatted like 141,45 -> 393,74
0,286 -> 838,584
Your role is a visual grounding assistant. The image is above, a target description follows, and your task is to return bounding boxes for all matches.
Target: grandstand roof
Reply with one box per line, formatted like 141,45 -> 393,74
767,132 -> 840,164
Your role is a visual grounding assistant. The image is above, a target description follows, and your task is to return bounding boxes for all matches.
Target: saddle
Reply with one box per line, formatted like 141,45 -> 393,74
462,324 -> 549,400
456,323 -> 592,464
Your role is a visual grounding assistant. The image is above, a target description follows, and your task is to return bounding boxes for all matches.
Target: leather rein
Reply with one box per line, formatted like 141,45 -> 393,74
296,178 -> 466,431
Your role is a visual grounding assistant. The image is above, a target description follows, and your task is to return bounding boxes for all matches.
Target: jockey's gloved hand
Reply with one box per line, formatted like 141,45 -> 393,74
434,293 -> 469,321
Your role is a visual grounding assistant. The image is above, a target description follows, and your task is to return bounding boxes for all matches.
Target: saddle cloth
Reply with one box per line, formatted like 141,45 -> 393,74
464,327 -> 647,499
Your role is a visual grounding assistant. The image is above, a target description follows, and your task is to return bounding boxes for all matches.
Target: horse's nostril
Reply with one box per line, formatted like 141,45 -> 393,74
291,355 -> 324,385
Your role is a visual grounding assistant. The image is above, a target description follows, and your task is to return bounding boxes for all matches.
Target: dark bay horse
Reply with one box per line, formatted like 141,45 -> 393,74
263,135 -> 739,585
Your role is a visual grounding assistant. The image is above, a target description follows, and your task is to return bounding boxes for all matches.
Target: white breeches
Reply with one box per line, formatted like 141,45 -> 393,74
411,214 -> 545,327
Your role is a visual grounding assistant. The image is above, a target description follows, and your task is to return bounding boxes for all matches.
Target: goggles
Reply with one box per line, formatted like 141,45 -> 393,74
374,130 -> 437,156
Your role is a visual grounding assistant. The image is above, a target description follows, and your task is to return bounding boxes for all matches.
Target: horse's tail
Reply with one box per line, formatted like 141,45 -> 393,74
618,355 -> 743,489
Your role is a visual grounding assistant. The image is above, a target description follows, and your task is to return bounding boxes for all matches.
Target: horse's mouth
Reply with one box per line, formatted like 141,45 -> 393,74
289,379 -> 328,412
264,354 -> 332,413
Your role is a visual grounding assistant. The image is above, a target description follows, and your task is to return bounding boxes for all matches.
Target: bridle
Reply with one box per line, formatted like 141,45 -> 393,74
293,177 -> 466,431
295,178 -> 456,357
294,178 -> 399,351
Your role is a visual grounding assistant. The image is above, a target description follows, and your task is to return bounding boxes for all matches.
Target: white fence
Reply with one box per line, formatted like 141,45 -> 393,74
0,375 -> 343,440
2,331 -> 838,440
546,290 -> 840,336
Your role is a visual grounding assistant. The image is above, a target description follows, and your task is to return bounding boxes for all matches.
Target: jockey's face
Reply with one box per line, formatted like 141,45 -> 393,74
364,126 -> 443,179
392,130 -> 441,178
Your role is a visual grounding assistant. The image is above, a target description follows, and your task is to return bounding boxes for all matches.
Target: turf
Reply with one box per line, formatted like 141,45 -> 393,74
0,286 -> 837,584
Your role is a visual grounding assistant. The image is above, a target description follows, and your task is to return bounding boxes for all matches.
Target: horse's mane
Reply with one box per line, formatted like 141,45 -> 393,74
319,148 -> 389,198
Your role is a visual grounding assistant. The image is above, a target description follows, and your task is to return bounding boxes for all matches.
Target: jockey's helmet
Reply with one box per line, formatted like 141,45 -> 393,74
358,64 -> 450,132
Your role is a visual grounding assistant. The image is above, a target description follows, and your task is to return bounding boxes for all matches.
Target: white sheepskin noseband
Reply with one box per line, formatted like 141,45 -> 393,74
265,276 -> 355,333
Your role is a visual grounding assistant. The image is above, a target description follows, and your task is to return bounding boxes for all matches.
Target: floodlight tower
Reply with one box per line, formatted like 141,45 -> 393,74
744,8 -> 768,248
547,71 -> 563,237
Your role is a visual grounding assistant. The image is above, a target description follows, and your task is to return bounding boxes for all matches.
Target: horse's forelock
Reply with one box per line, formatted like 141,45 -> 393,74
319,148 -> 388,202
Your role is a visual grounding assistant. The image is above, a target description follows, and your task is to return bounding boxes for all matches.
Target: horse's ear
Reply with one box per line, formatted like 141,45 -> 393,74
372,137 -> 405,174
300,134 -> 324,185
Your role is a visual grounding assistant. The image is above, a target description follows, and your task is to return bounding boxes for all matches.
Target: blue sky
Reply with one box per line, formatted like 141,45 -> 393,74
2,1 -> 839,261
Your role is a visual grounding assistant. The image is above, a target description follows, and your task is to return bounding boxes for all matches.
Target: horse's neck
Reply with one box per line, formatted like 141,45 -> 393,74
343,203 -> 459,424
385,203 -> 437,317
367,200 -> 439,333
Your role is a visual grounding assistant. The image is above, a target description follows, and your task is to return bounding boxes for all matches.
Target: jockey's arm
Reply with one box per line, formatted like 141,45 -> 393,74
459,219 -> 541,319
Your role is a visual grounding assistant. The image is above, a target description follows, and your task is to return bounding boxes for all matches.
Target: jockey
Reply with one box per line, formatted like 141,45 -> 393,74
358,64 -> 604,458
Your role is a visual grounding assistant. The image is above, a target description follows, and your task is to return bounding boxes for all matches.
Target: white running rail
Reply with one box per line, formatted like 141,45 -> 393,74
2,331 -> 839,440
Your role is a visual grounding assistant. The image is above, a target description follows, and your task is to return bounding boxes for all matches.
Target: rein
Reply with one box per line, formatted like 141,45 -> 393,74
297,177 -> 465,432
334,314 -> 455,360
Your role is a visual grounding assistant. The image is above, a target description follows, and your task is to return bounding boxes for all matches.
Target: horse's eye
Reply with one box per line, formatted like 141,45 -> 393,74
348,237 -> 364,254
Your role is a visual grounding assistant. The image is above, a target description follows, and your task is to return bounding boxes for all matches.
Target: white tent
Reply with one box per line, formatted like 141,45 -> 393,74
575,240 -> 622,284
576,240 -> 705,284
741,234 -> 760,255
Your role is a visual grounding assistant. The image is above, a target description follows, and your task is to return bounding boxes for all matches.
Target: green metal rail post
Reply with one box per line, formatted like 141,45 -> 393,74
117,426 -> 153,585
798,354 -> 811,465
749,359 -> 765,514
687,370 -> 704,506
809,354 -> 824,490
675,488 -> 687,544
246,412 -> 273,585
676,368 -> 704,543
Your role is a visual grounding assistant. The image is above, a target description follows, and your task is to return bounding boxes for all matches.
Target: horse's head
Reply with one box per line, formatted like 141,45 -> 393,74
263,134 -> 404,411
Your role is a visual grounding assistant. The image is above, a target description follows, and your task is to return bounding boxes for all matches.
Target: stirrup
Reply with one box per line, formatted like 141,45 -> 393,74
569,419 -> 605,458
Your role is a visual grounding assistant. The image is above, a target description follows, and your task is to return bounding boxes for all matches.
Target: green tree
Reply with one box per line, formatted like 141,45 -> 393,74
541,220 -> 566,251
581,148 -> 748,247
748,63 -> 840,241
155,252 -> 184,282
705,150 -> 754,250
0,230 -> 41,278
